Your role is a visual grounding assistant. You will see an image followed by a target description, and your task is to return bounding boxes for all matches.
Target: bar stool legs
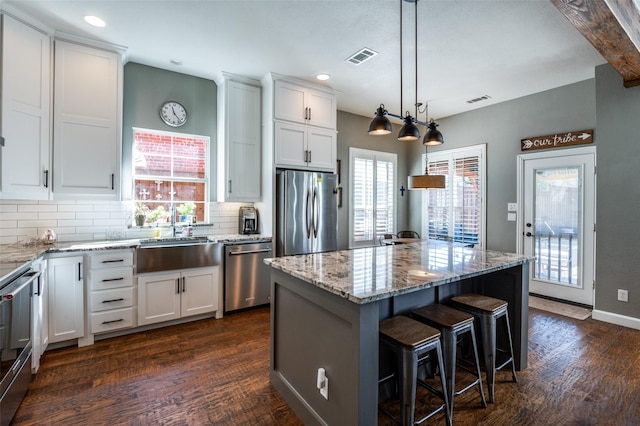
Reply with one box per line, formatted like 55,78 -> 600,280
379,316 -> 451,426
411,304 -> 487,421
451,294 -> 518,403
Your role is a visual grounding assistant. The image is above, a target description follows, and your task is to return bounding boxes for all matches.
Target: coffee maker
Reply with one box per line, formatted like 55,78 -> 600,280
239,207 -> 258,234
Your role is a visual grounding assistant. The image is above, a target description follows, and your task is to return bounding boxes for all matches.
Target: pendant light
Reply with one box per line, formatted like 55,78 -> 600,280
408,145 -> 445,189
409,102 -> 446,189
367,0 -> 445,145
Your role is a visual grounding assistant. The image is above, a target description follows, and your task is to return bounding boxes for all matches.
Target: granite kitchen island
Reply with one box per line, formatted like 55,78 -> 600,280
265,240 -> 533,425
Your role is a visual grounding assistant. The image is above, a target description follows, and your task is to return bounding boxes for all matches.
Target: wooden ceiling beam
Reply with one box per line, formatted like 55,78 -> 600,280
550,0 -> 640,88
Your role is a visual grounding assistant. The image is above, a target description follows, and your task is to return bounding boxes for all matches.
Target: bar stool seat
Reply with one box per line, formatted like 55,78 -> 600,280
379,316 -> 451,426
450,294 -> 518,402
411,304 -> 487,420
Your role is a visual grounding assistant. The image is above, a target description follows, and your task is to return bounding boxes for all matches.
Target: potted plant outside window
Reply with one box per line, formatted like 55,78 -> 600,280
176,202 -> 196,222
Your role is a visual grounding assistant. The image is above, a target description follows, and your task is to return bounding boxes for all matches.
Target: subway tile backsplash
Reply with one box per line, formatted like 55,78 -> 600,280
0,200 -> 252,245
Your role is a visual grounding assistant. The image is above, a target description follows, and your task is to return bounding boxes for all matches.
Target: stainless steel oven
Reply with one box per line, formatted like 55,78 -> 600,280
0,266 -> 39,426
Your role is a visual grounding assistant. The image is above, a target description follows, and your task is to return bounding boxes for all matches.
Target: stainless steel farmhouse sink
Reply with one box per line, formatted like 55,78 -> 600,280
139,236 -> 209,247
136,237 -> 222,273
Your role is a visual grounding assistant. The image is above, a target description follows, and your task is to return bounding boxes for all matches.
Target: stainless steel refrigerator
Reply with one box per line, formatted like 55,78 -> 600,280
276,170 -> 338,256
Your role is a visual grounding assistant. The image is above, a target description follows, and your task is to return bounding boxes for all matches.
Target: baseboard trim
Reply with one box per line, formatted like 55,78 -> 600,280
592,309 -> 640,330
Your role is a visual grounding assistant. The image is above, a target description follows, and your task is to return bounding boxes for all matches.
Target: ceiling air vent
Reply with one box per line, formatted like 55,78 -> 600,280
467,95 -> 492,104
346,48 -> 378,65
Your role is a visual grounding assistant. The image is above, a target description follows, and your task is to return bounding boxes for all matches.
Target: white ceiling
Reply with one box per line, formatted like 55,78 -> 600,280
3,0 -> 607,121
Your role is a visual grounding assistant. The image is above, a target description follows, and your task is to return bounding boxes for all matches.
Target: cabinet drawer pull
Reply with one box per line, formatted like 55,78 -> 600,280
44,170 -> 49,188
176,278 -> 180,294
102,259 -> 125,263
182,276 -> 186,293
101,277 -> 125,282
102,298 -> 125,303
78,262 -> 83,281
111,173 -> 115,190
102,318 -> 124,325
229,179 -> 232,194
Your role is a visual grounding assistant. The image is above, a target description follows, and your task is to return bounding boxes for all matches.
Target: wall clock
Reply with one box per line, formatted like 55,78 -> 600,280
160,101 -> 187,127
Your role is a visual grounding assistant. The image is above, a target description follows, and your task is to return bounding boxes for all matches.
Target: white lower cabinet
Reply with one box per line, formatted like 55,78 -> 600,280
88,250 -> 135,334
31,258 -> 47,373
48,255 -> 84,344
138,267 -> 219,326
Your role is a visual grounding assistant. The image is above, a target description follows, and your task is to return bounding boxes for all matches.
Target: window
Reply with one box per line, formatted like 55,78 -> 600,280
421,144 -> 486,246
132,128 -> 209,226
349,148 -> 397,247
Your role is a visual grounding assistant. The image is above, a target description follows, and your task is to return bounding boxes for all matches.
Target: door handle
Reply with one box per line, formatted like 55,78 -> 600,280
305,189 -> 312,239
526,232 -> 535,237
312,187 -> 318,238
228,248 -> 272,255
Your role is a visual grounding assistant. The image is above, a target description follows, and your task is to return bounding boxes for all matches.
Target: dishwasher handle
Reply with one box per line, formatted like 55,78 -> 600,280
228,248 -> 272,256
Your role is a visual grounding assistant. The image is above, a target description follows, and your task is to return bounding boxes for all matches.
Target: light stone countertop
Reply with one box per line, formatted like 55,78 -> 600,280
265,240 -> 533,304
0,234 -> 271,282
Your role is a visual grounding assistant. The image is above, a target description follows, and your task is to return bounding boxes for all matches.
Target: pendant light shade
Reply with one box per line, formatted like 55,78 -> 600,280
423,120 -> 444,146
408,173 -> 445,189
368,105 -> 393,135
397,114 -> 420,141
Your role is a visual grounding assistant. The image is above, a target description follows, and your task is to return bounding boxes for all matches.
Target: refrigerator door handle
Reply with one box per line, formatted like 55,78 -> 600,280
312,187 -> 318,237
305,187 -> 312,239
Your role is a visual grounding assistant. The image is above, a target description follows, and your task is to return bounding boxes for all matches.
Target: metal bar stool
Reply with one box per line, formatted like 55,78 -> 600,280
411,304 -> 487,420
450,294 -> 518,402
379,315 -> 451,426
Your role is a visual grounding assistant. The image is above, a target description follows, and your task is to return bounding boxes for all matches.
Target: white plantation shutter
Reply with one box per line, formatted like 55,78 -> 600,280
352,157 -> 374,242
349,148 -> 397,247
422,144 -> 486,247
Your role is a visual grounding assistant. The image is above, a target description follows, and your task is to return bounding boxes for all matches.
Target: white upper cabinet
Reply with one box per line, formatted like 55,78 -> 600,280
274,122 -> 336,171
53,39 -> 122,199
274,79 -> 336,129
269,75 -> 337,172
217,74 -> 262,202
0,14 -> 51,200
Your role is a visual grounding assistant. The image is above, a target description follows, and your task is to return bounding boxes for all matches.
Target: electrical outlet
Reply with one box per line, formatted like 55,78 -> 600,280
618,289 -> 629,302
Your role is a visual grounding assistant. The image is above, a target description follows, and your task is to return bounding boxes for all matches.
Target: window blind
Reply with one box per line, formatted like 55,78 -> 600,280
349,148 -> 397,247
422,145 -> 486,247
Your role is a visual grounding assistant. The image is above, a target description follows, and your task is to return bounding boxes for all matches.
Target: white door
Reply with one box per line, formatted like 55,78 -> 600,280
519,148 -> 596,306
48,256 -> 85,343
137,272 -> 181,325
181,267 -> 218,318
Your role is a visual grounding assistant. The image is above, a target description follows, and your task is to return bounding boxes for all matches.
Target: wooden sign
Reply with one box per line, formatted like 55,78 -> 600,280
521,130 -> 593,152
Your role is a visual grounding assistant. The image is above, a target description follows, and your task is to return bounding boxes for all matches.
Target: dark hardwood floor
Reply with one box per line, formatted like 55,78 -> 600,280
14,306 -> 640,425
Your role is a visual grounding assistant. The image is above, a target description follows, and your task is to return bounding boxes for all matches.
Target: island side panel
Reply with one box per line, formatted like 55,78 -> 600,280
269,269 -> 379,425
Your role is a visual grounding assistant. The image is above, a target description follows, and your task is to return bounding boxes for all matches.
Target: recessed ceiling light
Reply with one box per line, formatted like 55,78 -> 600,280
316,73 -> 330,81
84,15 -> 106,27
170,59 -> 183,66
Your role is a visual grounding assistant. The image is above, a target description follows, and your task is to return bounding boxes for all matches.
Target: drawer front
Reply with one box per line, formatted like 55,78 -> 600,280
90,287 -> 134,312
90,267 -> 133,291
89,250 -> 134,269
91,307 -> 134,333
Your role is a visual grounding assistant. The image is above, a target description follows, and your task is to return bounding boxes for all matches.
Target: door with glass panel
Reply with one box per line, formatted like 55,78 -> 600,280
521,149 -> 595,306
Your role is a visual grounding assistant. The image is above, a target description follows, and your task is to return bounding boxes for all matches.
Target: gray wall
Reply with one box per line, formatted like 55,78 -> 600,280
336,111 -> 411,250
407,79 -> 597,253
122,63 -> 218,201
594,64 -> 640,315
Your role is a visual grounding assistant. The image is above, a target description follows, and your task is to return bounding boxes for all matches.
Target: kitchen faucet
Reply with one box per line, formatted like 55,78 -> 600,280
170,204 -> 177,237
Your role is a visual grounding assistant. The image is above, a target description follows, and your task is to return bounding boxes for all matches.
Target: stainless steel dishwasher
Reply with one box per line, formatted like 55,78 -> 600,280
224,241 -> 273,313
